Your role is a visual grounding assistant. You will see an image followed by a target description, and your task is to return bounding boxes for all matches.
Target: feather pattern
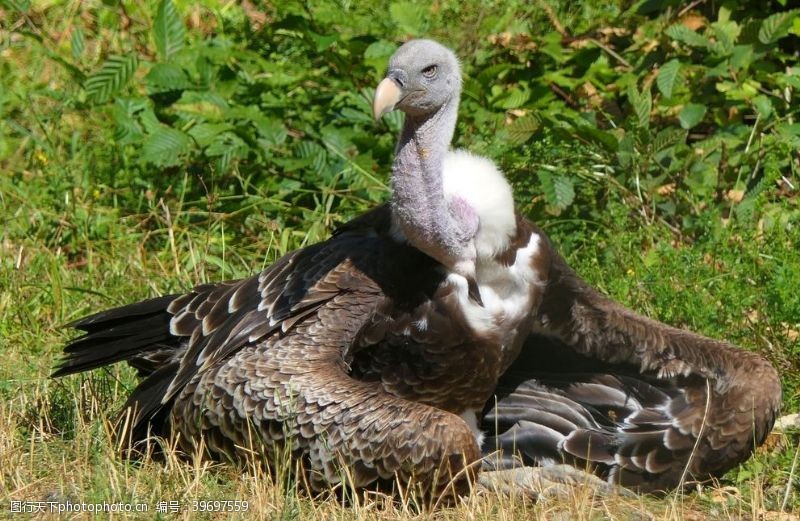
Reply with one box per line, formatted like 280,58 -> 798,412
55,203 -> 545,496
55,205 -> 780,495
481,245 -> 782,492
54,35 -> 780,498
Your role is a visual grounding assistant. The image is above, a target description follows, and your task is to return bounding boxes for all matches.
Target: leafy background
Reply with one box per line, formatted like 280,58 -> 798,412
1,0 -> 799,517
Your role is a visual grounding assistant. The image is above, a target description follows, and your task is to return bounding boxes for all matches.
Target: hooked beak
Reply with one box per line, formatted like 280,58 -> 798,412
373,77 -> 403,120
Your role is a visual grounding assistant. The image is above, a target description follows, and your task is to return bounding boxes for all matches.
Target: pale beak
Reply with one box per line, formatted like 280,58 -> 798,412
373,78 -> 402,120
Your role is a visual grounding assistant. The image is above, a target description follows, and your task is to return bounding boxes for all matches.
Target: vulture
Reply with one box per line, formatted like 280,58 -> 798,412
54,39 -> 545,498
54,39 -> 781,500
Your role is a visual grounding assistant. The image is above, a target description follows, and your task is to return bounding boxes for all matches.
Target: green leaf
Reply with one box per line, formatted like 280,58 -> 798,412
477,63 -> 512,87
493,88 -> 530,110
753,95 -> 773,120
141,127 -> 191,166
656,60 -> 681,99
575,123 -> 619,152
173,90 -> 228,120
340,107 -> 374,124
715,79 -> 760,101
551,175 -> 576,209
153,0 -> 186,61
730,45 -> 754,72
462,77 -> 483,102
364,40 -> 397,75
506,116 -> 540,145
70,27 -> 84,62
295,141 -> 327,175
138,106 -> 162,134
679,103 -> 707,129
389,2 -> 428,36
84,54 -> 139,104
251,118 -> 287,146
539,170 -> 575,210
206,132 -> 247,158
665,24 -> 709,48
310,32 -> 338,52
188,123 -> 234,148
709,20 -> 740,56
651,127 -> 687,154
110,98 -> 147,145
145,63 -> 191,93
364,39 -> 397,60
627,84 -> 652,128
759,9 -> 800,44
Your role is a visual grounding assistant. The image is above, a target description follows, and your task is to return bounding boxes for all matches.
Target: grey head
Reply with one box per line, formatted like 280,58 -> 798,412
373,39 -> 462,120
371,39 -> 481,302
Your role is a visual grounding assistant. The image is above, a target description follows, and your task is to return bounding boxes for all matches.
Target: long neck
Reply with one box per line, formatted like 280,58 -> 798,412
391,98 -> 463,264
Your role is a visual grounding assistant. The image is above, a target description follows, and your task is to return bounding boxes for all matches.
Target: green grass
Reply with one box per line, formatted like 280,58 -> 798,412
3,195 -> 798,519
1,0 -> 799,519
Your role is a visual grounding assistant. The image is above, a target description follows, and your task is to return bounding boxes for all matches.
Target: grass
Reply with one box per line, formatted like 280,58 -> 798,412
2,0 -> 800,519
3,199 -> 799,520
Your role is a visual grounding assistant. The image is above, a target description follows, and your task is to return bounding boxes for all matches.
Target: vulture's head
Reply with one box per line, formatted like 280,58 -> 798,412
373,39 -> 462,120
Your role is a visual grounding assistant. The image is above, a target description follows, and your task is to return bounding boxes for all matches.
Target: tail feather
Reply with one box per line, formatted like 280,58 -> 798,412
68,294 -> 179,331
118,362 -> 180,451
54,295 -> 181,377
55,295 -> 186,454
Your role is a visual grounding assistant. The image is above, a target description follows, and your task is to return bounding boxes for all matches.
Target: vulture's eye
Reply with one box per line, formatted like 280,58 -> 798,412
421,64 -> 438,78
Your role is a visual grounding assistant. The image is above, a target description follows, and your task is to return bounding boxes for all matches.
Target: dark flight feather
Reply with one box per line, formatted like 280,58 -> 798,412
481,247 -> 782,493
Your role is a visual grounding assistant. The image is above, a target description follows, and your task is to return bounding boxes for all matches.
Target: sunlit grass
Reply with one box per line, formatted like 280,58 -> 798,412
1,0 -> 799,518
1,197 -> 798,519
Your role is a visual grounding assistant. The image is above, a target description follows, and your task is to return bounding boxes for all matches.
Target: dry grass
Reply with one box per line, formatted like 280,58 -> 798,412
2,1 -> 799,518
2,379 -> 794,521
0,242 -> 796,520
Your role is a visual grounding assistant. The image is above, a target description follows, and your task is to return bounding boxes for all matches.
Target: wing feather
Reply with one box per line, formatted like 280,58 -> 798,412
162,231 -> 386,402
482,222 -> 781,492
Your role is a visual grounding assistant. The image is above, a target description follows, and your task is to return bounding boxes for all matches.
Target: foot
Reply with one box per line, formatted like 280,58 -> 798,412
478,465 -> 635,501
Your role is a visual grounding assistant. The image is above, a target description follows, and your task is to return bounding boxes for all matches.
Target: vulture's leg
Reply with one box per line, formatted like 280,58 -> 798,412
479,465 -> 633,501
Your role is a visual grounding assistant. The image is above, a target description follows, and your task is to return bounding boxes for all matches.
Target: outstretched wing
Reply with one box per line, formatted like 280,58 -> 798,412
482,222 -> 781,492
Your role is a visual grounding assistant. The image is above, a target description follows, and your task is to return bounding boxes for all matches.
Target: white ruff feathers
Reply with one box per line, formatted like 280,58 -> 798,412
441,150 -> 517,258
440,150 -> 544,346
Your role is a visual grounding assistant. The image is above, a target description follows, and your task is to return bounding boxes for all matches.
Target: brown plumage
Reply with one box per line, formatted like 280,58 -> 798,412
54,201 -> 781,496
482,237 -> 782,492
55,39 -> 549,500
55,203 -> 545,497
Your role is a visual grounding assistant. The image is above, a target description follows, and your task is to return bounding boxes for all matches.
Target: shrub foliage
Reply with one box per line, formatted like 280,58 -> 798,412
1,0 -> 799,511
2,0 -> 798,245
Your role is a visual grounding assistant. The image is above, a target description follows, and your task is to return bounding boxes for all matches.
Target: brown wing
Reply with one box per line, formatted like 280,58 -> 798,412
57,230 -> 375,430
162,229 -> 375,403
482,221 -> 782,492
171,268 -> 481,496
57,204 -> 482,497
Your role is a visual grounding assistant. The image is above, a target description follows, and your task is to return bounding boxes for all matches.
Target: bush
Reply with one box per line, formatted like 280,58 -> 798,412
2,0 -> 797,249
